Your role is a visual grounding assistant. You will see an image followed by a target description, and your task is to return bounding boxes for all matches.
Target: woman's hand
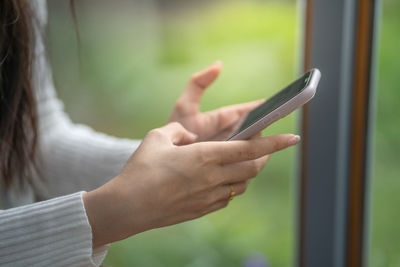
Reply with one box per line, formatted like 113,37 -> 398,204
83,122 -> 300,248
168,62 -> 264,141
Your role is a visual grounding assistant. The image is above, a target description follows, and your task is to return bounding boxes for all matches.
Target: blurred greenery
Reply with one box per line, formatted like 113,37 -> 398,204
47,0 -> 399,266
370,0 -> 400,266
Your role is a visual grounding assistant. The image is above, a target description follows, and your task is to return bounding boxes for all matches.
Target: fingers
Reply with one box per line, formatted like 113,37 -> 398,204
149,122 -> 198,146
206,120 -> 263,141
205,180 -> 250,209
219,155 -> 270,184
201,199 -> 229,217
178,61 -> 222,105
249,131 -> 262,139
209,99 -> 265,123
197,134 -> 300,164
218,180 -> 249,200
203,99 -> 265,134
200,181 -> 247,216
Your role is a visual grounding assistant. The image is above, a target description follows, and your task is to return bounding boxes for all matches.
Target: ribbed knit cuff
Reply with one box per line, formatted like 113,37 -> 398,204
0,192 -> 109,267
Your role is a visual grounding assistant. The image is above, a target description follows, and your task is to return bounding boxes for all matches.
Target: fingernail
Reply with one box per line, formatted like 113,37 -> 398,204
214,60 -> 222,65
288,135 -> 301,146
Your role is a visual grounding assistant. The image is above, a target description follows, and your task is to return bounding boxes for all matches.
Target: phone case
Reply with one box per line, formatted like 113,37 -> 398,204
228,68 -> 321,141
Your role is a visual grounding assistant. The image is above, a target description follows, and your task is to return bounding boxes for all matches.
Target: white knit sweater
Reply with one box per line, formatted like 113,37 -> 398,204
0,0 -> 141,266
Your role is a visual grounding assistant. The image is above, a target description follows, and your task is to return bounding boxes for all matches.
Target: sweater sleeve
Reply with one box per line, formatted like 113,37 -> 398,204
31,0 -> 142,199
0,192 -> 107,267
35,86 -> 141,198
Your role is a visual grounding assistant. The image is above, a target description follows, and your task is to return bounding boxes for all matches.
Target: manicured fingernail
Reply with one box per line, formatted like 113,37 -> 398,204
288,135 -> 301,146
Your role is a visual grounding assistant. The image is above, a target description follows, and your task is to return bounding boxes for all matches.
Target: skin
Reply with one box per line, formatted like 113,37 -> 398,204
83,62 -> 300,248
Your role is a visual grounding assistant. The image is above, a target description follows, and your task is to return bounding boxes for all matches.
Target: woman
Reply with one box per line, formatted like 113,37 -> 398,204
0,0 -> 300,266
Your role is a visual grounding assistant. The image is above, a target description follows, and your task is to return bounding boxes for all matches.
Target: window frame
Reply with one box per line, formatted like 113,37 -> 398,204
297,0 -> 380,266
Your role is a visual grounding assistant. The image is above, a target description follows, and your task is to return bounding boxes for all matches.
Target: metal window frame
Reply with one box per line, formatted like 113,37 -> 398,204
296,0 -> 380,266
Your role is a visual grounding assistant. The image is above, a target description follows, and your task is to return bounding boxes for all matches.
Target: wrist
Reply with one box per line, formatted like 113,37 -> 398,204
83,180 -> 124,248
83,175 -> 151,248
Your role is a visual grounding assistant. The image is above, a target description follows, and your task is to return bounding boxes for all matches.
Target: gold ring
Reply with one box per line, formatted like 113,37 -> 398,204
229,184 -> 236,201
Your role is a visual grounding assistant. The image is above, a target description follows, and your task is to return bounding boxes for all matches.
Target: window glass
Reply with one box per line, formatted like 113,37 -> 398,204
48,1 -> 298,266
370,0 -> 400,266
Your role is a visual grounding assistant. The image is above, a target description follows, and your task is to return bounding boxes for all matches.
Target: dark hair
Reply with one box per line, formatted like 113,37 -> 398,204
0,1 -> 78,192
0,0 -> 39,190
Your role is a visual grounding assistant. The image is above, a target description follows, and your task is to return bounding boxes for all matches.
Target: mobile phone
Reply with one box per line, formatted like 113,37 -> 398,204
227,68 -> 321,141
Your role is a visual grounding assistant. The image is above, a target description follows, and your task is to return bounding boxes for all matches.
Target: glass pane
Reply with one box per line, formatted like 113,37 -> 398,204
370,0 -> 400,266
48,1 -> 298,266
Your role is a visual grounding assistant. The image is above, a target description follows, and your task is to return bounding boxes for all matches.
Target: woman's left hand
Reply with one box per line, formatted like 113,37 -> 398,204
168,61 -> 263,141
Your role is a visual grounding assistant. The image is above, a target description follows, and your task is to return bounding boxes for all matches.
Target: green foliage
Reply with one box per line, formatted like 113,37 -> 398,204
370,1 -> 400,266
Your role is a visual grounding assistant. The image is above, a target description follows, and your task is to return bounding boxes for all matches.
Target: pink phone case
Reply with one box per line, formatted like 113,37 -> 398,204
228,68 -> 321,141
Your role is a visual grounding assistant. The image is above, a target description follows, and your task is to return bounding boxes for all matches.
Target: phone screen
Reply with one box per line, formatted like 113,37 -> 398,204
232,71 -> 312,136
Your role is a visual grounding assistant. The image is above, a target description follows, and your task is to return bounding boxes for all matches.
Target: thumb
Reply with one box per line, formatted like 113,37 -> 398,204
180,61 -> 222,105
161,122 -> 198,146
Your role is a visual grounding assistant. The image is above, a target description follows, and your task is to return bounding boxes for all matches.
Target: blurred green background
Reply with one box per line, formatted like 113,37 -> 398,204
47,0 -> 399,266
370,0 -> 400,266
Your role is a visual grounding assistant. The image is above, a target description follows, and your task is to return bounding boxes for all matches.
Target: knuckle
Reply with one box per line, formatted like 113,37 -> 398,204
249,163 -> 259,177
204,175 -> 214,186
196,146 -> 207,162
245,146 -> 258,160
204,173 -> 218,187
174,99 -> 186,112
147,128 -> 164,138
270,138 -> 282,152
245,161 -> 259,178
169,121 -> 182,129
190,73 -> 199,83
251,160 -> 261,177
196,146 -> 214,165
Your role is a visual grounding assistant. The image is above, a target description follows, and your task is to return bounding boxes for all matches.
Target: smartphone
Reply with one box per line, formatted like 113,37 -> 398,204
227,68 -> 321,141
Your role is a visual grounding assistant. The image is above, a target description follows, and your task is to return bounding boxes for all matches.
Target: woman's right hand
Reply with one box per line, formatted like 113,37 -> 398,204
83,122 -> 300,248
